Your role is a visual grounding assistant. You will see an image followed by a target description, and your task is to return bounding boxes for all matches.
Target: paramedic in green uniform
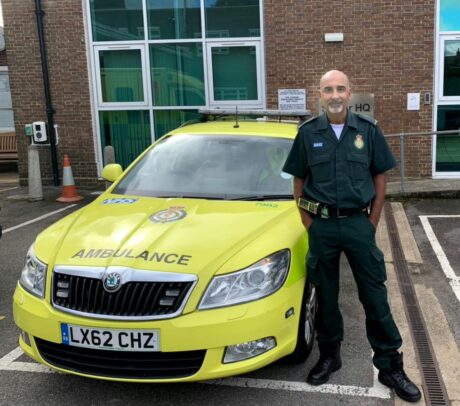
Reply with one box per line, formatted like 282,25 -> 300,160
283,70 -> 421,402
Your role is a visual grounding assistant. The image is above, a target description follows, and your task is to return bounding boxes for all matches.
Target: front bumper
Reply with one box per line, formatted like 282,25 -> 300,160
13,278 -> 304,382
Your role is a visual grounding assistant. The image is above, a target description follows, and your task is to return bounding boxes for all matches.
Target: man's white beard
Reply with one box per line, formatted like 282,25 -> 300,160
327,103 -> 344,114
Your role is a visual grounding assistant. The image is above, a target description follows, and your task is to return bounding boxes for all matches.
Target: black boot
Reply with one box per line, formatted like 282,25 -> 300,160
307,342 -> 342,385
378,353 -> 421,402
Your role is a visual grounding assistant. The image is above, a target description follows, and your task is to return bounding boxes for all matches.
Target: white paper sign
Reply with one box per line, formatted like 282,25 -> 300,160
278,89 -> 306,110
407,93 -> 420,111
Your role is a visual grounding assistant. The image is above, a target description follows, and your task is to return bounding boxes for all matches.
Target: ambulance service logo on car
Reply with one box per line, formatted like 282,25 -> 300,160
150,207 -> 187,223
103,272 -> 122,293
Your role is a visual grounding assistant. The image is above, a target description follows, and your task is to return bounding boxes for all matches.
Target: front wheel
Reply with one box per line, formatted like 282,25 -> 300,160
285,281 -> 317,363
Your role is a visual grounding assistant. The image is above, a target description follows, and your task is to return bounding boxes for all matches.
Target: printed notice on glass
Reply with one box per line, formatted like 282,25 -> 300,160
407,93 -> 420,111
278,89 -> 306,110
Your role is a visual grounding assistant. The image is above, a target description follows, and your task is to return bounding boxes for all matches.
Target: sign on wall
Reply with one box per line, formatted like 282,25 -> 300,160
318,93 -> 375,117
278,89 -> 306,110
349,93 -> 374,116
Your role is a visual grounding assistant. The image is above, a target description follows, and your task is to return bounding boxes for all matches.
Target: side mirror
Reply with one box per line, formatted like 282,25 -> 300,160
102,164 -> 123,183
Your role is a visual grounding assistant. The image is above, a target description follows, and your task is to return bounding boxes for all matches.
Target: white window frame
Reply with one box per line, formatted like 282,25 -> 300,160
205,41 -> 263,108
433,0 -> 460,178
84,0 -> 266,176
94,44 -> 149,108
437,34 -> 460,102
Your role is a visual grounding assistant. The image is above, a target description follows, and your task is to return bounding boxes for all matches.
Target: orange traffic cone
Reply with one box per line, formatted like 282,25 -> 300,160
56,154 -> 84,203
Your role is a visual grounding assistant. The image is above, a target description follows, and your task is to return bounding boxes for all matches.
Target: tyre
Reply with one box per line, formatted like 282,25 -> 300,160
284,281 -> 317,363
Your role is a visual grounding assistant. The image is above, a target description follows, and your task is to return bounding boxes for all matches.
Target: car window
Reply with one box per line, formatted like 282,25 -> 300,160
114,134 -> 294,199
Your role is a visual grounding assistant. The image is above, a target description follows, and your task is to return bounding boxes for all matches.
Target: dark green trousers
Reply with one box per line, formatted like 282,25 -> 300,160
306,212 -> 402,371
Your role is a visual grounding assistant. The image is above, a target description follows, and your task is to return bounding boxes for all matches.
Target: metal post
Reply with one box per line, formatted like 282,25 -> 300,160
399,134 -> 405,194
28,144 -> 43,201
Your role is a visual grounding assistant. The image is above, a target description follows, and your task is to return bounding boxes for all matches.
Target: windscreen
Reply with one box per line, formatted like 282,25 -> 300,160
114,134 -> 294,199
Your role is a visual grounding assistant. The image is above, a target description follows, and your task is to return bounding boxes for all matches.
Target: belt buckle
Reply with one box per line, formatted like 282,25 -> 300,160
307,201 -> 320,214
298,198 -> 320,214
320,206 -> 329,219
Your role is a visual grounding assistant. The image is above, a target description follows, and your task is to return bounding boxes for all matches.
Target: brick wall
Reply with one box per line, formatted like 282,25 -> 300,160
264,0 -> 435,179
2,0 -> 97,186
0,50 -> 7,66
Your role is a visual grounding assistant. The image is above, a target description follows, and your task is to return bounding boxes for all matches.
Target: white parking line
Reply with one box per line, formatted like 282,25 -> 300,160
205,367 -> 390,399
0,186 -> 19,193
0,347 -> 56,373
2,205 -> 77,234
0,346 -> 391,399
419,215 -> 460,303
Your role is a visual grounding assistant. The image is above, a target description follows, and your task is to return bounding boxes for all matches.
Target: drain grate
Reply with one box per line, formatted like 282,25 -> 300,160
384,202 -> 450,405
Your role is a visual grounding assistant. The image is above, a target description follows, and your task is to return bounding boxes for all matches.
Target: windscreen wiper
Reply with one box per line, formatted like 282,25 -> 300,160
154,195 -> 226,200
229,194 -> 294,201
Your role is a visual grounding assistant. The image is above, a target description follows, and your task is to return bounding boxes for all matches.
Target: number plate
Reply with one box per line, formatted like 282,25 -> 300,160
61,324 -> 160,352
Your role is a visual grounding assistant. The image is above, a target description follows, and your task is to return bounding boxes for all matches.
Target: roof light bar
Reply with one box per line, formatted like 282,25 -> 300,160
198,108 -> 311,119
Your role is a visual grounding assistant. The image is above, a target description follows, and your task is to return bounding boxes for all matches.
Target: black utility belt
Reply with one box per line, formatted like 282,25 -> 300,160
298,198 -> 368,219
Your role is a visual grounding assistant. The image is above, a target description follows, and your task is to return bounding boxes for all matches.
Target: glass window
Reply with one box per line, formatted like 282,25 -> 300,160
0,72 -> 14,130
211,46 -> 258,101
114,135 -> 293,198
205,0 -> 260,38
153,110 -> 201,139
147,0 -> 201,40
99,50 -> 144,103
440,0 -> 460,32
0,110 -> 14,130
99,110 -> 151,168
0,73 -> 12,109
150,44 -> 205,106
443,40 -> 460,97
436,105 -> 460,172
90,0 -> 144,42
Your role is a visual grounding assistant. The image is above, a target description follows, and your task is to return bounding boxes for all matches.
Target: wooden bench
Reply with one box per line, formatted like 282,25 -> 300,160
0,131 -> 18,163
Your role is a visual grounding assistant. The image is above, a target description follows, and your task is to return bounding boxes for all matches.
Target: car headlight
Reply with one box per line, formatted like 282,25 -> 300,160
20,244 -> 47,298
199,249 -> 290,309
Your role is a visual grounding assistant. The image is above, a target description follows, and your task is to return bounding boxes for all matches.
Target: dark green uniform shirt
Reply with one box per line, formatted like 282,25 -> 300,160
283,111 -> 396,208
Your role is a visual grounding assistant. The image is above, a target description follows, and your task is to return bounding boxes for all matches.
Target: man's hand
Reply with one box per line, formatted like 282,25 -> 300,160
300,209 -> 314,230
368,215 -> 378,229
293,176 -> 314,230
369,173 -> 387,230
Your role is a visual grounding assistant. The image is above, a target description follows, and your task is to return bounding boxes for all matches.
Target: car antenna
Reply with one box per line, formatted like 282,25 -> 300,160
233,105 -> 239,128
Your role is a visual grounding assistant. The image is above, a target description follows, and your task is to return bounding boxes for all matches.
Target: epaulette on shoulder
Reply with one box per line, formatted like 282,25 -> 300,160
298,115 -> 319,129
357,114 -> 378,125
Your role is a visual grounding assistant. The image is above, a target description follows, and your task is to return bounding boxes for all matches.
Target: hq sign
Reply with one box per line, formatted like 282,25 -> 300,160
319,93 -> 374,117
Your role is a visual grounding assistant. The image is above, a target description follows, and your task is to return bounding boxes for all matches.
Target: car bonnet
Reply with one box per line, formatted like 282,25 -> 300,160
37,196 -> 296,281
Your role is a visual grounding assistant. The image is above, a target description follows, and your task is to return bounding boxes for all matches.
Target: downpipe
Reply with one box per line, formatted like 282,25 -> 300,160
34,0 -> 59,186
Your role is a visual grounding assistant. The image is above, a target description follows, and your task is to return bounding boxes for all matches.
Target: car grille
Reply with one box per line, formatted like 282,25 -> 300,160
35,337 -> 205,379
52,272 -> 194,319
